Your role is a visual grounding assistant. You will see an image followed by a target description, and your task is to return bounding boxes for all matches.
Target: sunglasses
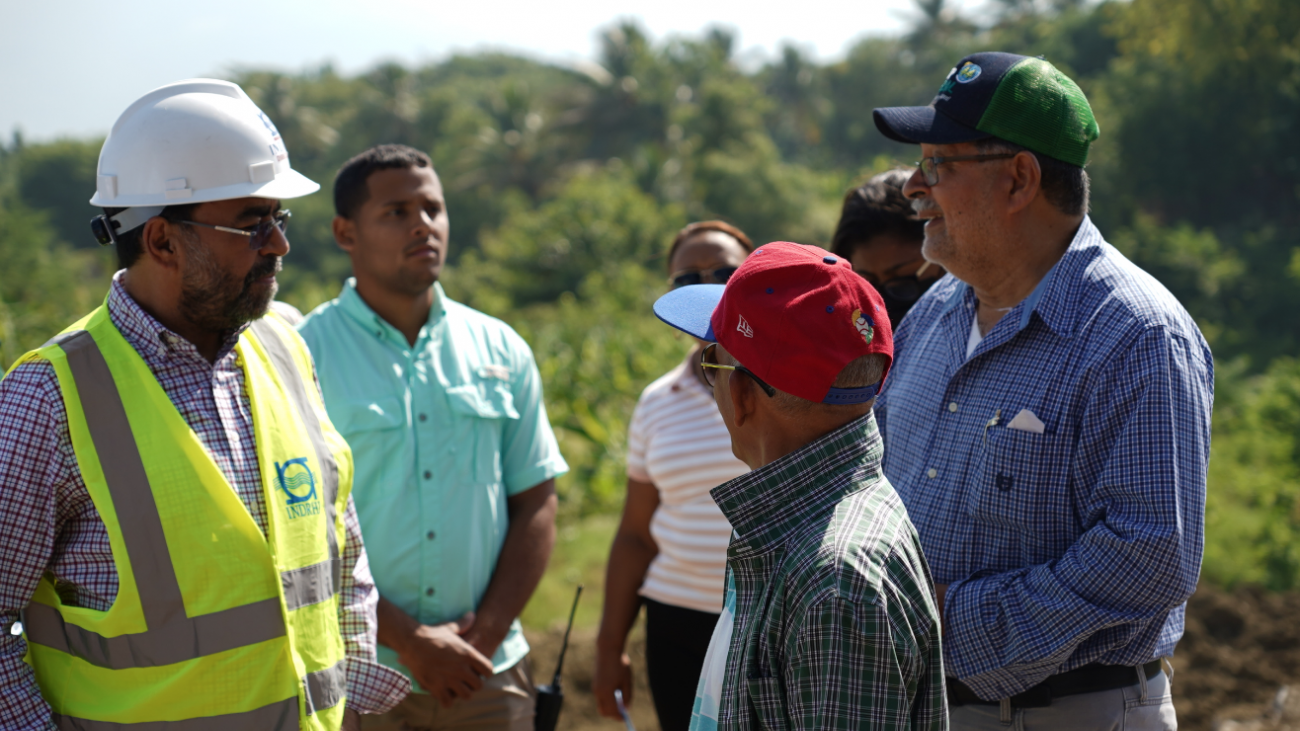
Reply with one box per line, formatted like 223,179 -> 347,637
669,266 -> 738,290
176,209 -> 292,250
699,342 -> 776,397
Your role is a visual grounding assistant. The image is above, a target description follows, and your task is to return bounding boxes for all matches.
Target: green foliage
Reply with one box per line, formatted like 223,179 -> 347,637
10,138 -> 103,250
451,167 -> 684,309
1099,0 -> 1300,362
509,265 -> 686,519
521,515 -> 618,630
1203,359 -> 1300,589
0,191 -> 106,369
3,0 -> 1299,590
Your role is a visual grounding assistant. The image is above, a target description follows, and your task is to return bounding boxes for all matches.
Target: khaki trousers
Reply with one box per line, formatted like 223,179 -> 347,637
362,661 -> 536,731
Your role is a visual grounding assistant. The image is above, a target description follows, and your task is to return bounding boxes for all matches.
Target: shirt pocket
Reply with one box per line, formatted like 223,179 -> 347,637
967,425 -> 1072,557
745,676 -> 789,731
331,397 -> 406,500
335,396 -> 407,430
445,380 -> 519,485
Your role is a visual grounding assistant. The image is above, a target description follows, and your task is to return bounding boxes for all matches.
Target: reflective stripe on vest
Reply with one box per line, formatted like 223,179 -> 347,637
24,326 -> 346,721
54,697 -> 298,731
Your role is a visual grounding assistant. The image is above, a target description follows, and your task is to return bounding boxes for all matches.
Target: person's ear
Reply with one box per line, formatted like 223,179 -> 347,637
1006,151 -> 1042,215
140,216 -> 182,270
727,369 -> 758,429
333,216 -> 357,253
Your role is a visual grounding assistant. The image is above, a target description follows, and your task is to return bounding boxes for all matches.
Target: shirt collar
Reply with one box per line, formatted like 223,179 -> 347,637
940,216 -> 1104,339
710,411 -> 883,552
107,270 -> 247,363
335,278 -> 449,348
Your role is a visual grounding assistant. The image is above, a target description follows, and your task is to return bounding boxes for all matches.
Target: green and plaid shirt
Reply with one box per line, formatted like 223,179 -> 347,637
705,412 -> 947,731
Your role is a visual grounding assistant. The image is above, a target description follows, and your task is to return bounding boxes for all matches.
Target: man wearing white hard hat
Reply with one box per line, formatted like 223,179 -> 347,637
0,80 -> 410,730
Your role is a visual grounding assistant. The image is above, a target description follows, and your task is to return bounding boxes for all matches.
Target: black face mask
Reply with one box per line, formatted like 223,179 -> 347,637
880,279 -> 932,328
877,262 -> 939,329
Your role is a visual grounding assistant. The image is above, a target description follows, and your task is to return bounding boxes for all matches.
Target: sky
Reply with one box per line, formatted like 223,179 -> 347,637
3,0 -> 986,142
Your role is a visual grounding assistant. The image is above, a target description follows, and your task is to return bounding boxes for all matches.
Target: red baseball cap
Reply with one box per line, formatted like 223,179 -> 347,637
653,241 -> 893,404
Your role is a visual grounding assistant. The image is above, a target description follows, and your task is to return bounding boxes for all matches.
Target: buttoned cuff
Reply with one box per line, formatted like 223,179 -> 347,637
345,656 -> 411,714
942,572 -> 1058,700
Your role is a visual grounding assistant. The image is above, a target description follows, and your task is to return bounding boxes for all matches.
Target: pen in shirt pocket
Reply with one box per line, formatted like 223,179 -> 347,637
982,409 -> 1002,445
984,408 -> 1048,444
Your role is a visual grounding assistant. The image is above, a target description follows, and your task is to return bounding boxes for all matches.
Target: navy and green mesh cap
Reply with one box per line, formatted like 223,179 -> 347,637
873,52 -> 1100,167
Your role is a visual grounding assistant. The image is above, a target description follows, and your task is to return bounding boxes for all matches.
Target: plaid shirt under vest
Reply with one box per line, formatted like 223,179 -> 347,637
0,274 -> 410,729
710,412 -> 948,730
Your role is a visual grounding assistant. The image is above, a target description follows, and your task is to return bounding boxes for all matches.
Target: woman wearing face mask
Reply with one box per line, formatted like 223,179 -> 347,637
593,221 -> 753,731
832,168 -> 946,329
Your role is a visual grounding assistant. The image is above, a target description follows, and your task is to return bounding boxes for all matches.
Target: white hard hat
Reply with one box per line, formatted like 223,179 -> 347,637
89,78 -> 319,236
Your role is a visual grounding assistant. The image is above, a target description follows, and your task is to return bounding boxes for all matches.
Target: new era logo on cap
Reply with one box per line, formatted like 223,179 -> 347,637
653,242 -> 893,404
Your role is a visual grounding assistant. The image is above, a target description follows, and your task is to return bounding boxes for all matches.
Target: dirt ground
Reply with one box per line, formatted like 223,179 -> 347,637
526,624 -> 660,731
1173,586 -> 1300,730
525,585 -> 1300,731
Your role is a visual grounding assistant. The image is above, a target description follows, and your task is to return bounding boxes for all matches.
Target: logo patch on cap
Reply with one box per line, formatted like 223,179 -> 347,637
737,315 -> 754,338
851,309 -> 874,345
937,67 -> 958,99
956,62 -> 981,83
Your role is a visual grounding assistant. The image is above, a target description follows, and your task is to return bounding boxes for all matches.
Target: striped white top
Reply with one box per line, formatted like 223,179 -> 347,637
627,359 -> 749,613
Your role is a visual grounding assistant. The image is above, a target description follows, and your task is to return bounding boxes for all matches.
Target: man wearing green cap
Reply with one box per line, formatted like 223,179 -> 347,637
872,53 -> 1212,730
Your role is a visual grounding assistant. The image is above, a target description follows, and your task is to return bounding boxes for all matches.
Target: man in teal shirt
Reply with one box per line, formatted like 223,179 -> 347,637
299,144 -> 568,731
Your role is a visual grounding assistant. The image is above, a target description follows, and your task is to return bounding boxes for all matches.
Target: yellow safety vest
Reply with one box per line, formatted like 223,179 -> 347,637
11,306 -> 353,731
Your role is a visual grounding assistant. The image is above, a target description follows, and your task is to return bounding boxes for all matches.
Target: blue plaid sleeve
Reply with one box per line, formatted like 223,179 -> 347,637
943,324 -> 1212,698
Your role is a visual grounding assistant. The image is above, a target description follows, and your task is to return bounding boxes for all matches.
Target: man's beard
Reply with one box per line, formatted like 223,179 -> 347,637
386,265 -> 439,298
179,237 -> 280,333
383,240 -> 442,298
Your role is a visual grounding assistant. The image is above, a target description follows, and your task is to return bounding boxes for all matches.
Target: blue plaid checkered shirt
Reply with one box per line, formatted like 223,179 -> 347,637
875,217 -> 1213,701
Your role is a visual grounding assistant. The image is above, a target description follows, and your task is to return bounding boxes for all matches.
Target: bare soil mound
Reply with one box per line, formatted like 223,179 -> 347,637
526,585 -> 1300,731
1174,586 -> 1300,730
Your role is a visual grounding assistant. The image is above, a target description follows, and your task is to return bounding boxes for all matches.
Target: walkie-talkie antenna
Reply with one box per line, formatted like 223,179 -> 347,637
551,585 -> 583,688
534,585 -> 584,731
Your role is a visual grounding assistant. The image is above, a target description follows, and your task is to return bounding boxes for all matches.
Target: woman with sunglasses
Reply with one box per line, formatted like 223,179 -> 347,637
594,221 -> 753,731
832,168 -> 946,329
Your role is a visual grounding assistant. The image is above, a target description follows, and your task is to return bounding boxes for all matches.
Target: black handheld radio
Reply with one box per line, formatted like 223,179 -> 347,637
534,585 -> 583,731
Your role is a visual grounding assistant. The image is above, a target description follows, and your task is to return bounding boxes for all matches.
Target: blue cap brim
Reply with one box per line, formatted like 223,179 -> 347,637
653,284 -> 724,341
873,105 -> 990,145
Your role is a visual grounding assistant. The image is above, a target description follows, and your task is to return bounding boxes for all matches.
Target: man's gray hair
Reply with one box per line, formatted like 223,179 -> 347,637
973,138 -> 1090,216
770,354 -> 889,415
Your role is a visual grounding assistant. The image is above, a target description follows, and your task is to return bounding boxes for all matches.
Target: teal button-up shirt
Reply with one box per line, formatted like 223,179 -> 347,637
299,280 -> 568,681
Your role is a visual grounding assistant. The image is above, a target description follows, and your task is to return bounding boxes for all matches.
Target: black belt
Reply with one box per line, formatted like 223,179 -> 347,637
946,660 -> 1163,708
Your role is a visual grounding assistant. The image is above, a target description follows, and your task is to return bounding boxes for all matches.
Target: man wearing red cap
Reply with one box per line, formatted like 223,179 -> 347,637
653,242 -> 947,731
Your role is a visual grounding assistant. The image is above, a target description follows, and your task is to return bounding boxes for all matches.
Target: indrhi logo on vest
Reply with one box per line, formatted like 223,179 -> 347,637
275,457 -> 321,520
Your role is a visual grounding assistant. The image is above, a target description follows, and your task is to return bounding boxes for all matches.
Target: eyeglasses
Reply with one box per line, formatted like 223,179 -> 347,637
699,342 -> 776,397
176,209 -> 291,250
669,266 -> 738,290
915,153 -> 1015,186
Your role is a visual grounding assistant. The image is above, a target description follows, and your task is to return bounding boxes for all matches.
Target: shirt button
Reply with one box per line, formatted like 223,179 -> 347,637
426,530 -> 436,541
423,470 -> 432,480
418,413 -> 427,422
425,587 -> 435,597
927,468 -> 938,479
948,402 -> 959,413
